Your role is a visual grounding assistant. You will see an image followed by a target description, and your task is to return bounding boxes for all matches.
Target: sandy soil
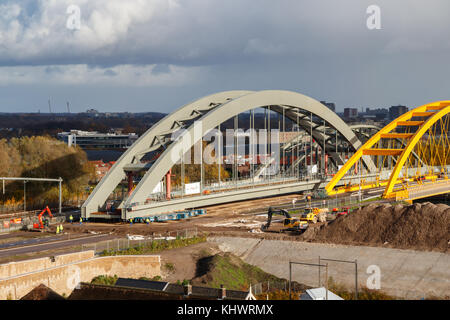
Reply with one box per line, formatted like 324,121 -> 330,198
61,194 -> 304,237
300,202 -> 450,252
158,241 -> 221,283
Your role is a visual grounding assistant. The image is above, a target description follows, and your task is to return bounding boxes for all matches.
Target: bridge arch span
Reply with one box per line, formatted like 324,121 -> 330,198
326,100 -> 450,199
83,90 -> 376,218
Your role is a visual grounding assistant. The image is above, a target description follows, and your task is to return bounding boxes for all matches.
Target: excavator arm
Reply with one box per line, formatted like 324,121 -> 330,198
261,207 -> 291,231
37,206 -> 53,229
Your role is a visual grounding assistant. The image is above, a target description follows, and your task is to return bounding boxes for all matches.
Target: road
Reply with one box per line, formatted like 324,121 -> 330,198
0,233 -> 116,258
0,234 -> 69,249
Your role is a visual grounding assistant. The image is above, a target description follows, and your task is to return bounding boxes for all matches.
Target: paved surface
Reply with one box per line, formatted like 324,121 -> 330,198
0,235 -> 68,249
0,234 -> 116,258
209,236 -> 450,299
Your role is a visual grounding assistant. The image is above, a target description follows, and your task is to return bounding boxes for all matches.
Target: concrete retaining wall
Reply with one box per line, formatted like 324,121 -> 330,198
0,251 -> 160,300
0,251 -> 94,279
209,237 -> 450,299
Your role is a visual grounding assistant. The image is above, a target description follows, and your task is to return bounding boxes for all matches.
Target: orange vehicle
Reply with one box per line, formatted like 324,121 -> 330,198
33,206 -> 53,230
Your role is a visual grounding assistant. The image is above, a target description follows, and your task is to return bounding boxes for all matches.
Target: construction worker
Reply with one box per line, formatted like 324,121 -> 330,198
79,217 -> 83,225
60,224 -> 64,234
56,225 -> 60,234
146,218 -> 150,225
69,215 -> 73,224
129,218 -> 133,225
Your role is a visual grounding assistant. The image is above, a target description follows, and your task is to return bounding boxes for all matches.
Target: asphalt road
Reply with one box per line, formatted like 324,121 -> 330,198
0,233 -> 116,258
0,234 -> 68,250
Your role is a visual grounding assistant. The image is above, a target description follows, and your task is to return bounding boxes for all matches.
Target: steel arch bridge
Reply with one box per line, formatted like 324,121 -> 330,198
82,90 -> 377,219
326,101 -> 450,199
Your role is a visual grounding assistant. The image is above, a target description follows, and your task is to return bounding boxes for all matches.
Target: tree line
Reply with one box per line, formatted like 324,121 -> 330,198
0,136 -> 94,207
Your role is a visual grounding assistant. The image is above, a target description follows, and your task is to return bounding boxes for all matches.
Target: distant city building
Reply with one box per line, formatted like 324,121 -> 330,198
365,107 -> 389,121
389,105 -> 408,120
344,108 -> 358,119
57,130 -> 138,149
320,101 -> 336,112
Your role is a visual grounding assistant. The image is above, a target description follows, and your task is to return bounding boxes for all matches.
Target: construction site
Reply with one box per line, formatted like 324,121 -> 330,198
1,94 -> 449,300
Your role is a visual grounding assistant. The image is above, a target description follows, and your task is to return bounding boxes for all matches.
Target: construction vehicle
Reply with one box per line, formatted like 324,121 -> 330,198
29,206 -> 54,231
261,207 -> 308,233
335,207 -> 350,218
300,207 -> 328,224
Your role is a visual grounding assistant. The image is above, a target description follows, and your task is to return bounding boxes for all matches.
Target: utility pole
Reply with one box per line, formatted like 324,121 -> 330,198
59,178 -> 62,214
319,257 -> 359,300
23,181 -> 27,211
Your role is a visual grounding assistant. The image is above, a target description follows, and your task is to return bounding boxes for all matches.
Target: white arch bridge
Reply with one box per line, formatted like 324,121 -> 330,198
82,90 -> 379,220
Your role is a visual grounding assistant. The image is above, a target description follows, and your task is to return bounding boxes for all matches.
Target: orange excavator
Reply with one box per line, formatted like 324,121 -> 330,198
32,206 -> 53,231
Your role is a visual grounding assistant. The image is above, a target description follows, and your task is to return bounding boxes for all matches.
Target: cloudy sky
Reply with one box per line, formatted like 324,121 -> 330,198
0,0 -> 449,113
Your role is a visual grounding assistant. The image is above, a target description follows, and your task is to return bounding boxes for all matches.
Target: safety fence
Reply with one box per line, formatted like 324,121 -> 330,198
81,228 -> 200,255
250,280 -> 441,300
251,280 -> 306,296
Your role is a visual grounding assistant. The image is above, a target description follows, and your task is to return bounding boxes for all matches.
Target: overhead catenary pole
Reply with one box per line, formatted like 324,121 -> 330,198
0,177 -> 63,214
289,261 -> 328,300
23,181 -> 27,211
59,177 -> 62,214
319,257 -> 359,300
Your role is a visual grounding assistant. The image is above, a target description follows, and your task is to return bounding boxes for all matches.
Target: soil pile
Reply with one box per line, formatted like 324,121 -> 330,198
20,284 -> 65,300
301,202 -> 449,252
191,252 -> 308,292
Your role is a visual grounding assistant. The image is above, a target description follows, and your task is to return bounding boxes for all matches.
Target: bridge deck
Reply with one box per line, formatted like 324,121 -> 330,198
407,180 -> 450,200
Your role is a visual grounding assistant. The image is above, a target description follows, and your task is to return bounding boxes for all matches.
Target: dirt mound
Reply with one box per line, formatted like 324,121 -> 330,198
301,202 -> 450,252
21,284 -> 65,300
190,252 -> 308,292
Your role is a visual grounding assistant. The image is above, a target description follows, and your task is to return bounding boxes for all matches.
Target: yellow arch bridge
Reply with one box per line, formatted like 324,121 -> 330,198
326,101 -> 450,201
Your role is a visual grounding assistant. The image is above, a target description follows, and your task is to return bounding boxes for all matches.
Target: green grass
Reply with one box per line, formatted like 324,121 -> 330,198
164,262 -> 175,272
91,274 -> 118,286
99,235 -> 207,256
194,253 -> 289,291
138,275 -> 162,281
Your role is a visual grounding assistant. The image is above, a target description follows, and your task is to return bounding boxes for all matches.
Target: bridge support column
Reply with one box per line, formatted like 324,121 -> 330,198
166,169 -> 172,200
127,172 -> 134,196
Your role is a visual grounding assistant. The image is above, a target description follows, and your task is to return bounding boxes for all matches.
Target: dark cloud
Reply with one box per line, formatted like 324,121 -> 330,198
0,0 -> 449,113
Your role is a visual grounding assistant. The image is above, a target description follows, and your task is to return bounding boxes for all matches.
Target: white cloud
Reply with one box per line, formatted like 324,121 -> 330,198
0,63 -> 205,86
0,0 -> 448,69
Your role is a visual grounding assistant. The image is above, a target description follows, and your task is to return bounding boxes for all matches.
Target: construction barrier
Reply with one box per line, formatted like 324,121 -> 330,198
81,228 -> 200,255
